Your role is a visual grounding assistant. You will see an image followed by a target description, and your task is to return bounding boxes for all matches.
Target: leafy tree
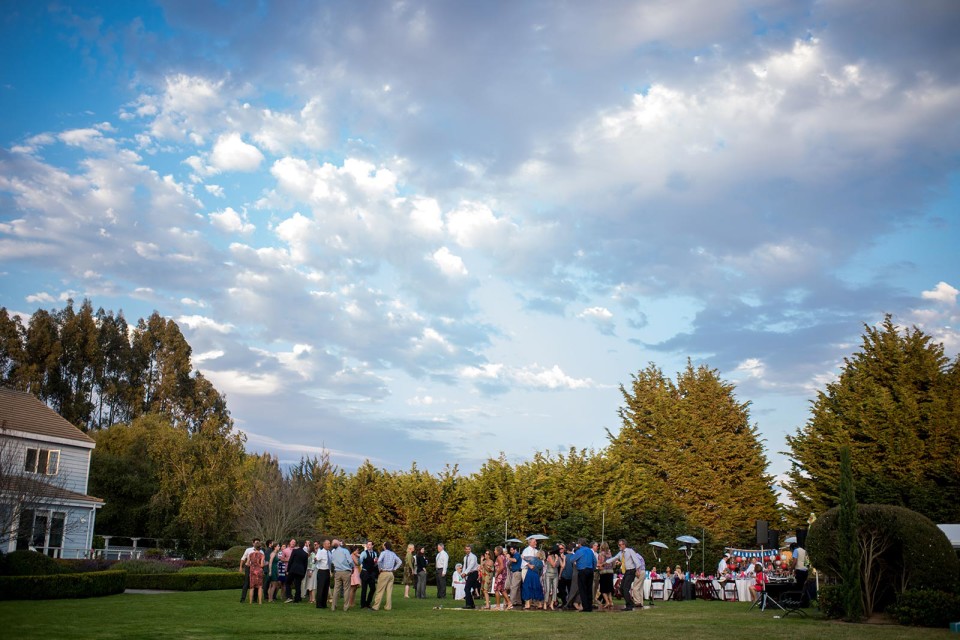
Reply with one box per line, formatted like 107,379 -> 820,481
609,361 -> 780,547
838,446 -> 863,621
785,315 -> 960,523
0,308 -> 25,384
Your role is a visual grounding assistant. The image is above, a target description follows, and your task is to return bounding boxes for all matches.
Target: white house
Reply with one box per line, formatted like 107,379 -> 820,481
0,387 -> 103,558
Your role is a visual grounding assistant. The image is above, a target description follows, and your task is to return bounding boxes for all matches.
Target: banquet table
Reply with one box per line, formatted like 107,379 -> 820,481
712,578 -> 753,601
642,578 -> 673,600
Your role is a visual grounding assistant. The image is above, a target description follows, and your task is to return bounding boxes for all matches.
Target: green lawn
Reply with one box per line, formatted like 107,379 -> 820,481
0,587 -> 949,639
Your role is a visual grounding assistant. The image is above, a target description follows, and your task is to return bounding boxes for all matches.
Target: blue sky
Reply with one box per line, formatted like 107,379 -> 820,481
2,1 -> 958,489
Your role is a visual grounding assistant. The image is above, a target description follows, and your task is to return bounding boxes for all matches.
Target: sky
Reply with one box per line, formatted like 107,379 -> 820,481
1,1 -> 958,489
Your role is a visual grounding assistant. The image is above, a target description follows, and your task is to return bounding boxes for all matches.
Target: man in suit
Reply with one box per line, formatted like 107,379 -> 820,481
359,540 -> 379,608
286,537 -> 308,603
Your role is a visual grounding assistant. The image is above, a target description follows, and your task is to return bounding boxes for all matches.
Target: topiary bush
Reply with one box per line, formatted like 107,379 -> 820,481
125,572 -> 243,591
0,550 -> 64,576
887,589 -> 960,628
0,570 -> 125,600
112,559 -> 179,574
807,504 -> 959,615
56,558 -> 115,573
817,584 -> 845,619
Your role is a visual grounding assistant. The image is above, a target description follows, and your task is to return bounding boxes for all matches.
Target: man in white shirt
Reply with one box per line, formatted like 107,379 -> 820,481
717,552 -> 731,577
462,544 -> 479,609
605,539 -> 643,610
791,543 -> 809,587
314,538 -> 332,609
435,543 -> 449,599
239,537 -> 260,603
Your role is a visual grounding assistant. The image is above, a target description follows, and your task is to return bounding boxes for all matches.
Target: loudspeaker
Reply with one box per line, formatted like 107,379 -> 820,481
767,529 -> 779,550
796,528 -> 808,548
755,520 -> 768,546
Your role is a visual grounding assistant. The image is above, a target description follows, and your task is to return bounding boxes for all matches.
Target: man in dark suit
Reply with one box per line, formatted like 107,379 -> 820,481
286,538 -> 309,603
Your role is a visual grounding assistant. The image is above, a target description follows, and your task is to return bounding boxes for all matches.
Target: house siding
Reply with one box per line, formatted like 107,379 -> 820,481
3,435 -> 91,495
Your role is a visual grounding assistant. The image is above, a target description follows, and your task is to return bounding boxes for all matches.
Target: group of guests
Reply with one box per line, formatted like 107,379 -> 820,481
239,535 -> 651,613
239,537 -> 406,611
450,537 -> 648,612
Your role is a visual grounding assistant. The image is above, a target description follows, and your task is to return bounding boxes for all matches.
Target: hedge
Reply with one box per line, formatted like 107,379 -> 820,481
125,572 -> 244,591
0,550 -> 64,576
887,589 -> 960,628
0,570 -> 125,600
112,559 -> 180,574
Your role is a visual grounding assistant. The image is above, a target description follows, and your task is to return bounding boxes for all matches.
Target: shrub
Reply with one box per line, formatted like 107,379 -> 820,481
0,550 -> 64,576
807,504 -> 959,614
112,559 -> 179,575
817,584 -> 845,619
56,558 -> 116,574
887,589 -> 960,628
143,548 -> 165,559
0,570 -> 125,600
178,566 -> 231,574
125,572 -> 243,591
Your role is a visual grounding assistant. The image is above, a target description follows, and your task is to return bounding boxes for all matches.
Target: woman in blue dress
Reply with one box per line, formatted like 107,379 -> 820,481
522,550 -> 546,609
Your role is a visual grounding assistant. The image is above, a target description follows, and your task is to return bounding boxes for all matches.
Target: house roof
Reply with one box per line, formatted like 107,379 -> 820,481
2,474 -> 104,505
0,387 -> 95,445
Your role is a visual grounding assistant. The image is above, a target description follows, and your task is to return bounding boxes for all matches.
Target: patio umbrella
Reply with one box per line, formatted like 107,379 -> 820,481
676,535 -> 700,545
784,536 -> 797,544
505,538 -> 522,543
649,540 -> 668,562
527,534 -> 550,540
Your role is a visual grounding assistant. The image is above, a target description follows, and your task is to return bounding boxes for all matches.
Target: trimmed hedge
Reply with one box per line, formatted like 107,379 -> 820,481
817,584 -> 845,619
125,572 -> 244,591
0,550 -> 64,576
112,559 -> 180,574
0,570 -> 125,600
178,566 -> 232,574
887,589 -> 960,628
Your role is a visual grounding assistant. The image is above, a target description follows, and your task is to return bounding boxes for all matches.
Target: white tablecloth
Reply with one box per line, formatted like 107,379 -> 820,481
714,578 -> 752,601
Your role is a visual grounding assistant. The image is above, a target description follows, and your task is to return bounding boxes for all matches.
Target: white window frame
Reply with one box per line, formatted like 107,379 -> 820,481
24,448 -> 60,476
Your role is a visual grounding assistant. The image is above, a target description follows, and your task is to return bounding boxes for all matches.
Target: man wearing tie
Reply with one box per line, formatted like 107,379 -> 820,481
605,539 -> 644,611
462,544 -> 479,609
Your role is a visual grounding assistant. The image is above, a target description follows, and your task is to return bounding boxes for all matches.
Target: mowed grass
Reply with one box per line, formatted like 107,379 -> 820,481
0,587 -> 949,640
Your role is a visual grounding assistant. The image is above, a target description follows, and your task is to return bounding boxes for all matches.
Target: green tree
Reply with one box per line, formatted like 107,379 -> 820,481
785,315 -> 960,523
609,361 -> 780,547
838,446 -> 863,621
0,308 -> 25,384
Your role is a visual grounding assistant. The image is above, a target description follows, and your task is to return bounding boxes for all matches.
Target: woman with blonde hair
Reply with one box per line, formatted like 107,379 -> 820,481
481,549 -> 495,609
598,541 -> 614,610
403,543 -> 416,598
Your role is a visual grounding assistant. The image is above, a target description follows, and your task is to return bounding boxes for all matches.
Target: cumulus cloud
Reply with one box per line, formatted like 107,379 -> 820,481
921,281 -> 959,305
432,246 -> 468,277
209,206 -> 255,234
210,133 -> 264,172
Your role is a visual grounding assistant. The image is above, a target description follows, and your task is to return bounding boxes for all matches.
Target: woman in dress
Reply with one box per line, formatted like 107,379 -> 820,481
544,545 -> 560,610
247,541 -> 265,604
403,543 -> 416,598
348,546 -> 362,607
522,550 -> 546,609
748,563 -> 767,602
480,549 -> 494,609
597,542 -> 614,609
266,542 -> 280,602
493,546 -> 508,610
672,564 -> 685,599
305,541 -> 318,604
452,563 -> 466,600
415,546 -> 428,599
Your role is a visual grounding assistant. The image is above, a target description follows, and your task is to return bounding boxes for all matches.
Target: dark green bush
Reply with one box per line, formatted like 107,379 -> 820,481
817,584 -> 845,619
887,589 -> 960,628
0,570 -> 125,600
205,545 -> 246,569
56,558 -> 115,573
112,559 -> 179,574
0,550 -> 64,576
125,572 -> 243,591
807,504 -> 959,612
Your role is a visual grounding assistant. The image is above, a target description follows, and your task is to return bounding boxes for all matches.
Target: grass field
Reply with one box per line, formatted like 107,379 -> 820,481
0,587 -> 949,639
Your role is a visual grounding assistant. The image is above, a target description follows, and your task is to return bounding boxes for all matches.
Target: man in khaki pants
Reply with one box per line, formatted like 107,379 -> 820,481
372,541 -> 402,611
329,539 -> 354,611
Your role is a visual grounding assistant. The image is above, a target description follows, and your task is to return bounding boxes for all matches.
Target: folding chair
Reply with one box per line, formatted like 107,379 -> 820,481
721,579 -> 738,602
669,578 -> 685,601
778,587 -> 808,617
650,579 -> 665,601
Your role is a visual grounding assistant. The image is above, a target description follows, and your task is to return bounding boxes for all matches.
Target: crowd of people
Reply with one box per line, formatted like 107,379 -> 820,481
238,535 -> 810,611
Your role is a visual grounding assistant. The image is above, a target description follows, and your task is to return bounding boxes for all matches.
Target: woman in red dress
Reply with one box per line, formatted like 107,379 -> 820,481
248,542 -> 265,604
493,546 -> 509,610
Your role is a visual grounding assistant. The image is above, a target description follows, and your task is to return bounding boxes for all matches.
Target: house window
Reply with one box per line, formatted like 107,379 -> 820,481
24,448 -> 60,475
14,508 -> 67,555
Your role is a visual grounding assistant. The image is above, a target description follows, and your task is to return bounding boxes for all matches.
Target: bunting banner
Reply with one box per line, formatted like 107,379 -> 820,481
724,548 -> 789,560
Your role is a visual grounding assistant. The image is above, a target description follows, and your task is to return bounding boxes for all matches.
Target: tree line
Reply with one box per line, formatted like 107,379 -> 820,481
3,302 -> 957,557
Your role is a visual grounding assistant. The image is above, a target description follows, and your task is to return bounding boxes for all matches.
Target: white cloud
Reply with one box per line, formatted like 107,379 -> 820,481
432,246 -> 468,277
210,133 -> 264,172
446,201 -> 516,249
209,206 -> 255,235
921,281 -> 958,305
205,184 -> 225,197
25,292 -> 55,304
459,362 -> 594,390
177,314 -> 235,334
